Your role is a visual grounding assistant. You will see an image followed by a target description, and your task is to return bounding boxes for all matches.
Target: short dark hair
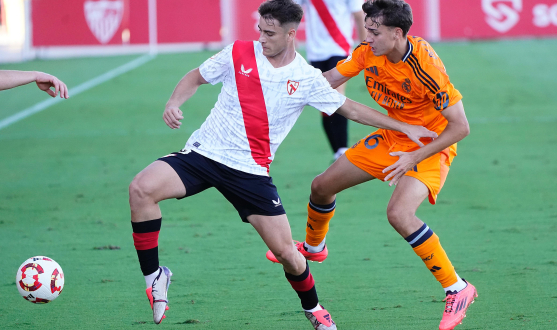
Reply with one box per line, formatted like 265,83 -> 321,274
258,0 -> 303,28
362,0 -> 413,36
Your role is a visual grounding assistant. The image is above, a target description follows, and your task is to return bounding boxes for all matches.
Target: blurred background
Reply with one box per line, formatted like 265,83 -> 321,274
1,0 -> 557,63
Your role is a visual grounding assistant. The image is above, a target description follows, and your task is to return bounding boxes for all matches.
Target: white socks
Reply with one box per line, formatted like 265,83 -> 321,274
443,274 -> 467,293
304,304 -> 323,313
304,239 -> 326,253
334,147 -> 348,160
145,268 -> 159,288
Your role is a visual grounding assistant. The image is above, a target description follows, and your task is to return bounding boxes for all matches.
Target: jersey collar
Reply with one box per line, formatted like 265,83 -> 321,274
401,38 -> 413,63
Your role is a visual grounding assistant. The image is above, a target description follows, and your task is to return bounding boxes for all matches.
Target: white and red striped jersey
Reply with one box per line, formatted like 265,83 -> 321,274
184,41 -> 346,176
296,0 -> 363,62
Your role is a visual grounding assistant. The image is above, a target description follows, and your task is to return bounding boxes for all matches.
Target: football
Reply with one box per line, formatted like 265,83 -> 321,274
16,256 -> 65,304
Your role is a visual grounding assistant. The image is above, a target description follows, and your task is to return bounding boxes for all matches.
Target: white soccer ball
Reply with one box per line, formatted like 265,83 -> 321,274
16,256 -> 65,304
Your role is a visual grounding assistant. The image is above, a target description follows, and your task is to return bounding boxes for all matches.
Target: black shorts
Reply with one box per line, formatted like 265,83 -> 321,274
310,55 -> 347,73
158,150 -> 286,223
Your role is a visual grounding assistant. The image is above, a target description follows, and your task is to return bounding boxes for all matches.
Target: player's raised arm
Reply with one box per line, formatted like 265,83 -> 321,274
336,98 -> 438,146
382,100 -> 470,185
164,68 -> 209,129
0,70 -> 69,98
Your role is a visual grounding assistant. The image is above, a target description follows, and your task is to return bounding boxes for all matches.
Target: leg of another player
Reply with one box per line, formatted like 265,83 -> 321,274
304,154 -> 375,253
322,82 -> 349,160
250,214 -> 336,329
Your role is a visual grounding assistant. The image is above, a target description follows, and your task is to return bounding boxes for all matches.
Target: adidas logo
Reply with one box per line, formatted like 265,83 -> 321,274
239,64 -> 253,77
430,265 -> 442,272
454,297 -> 468,313
307,222 -> 314,230
272,198 -> 282,207
366,66 -> 379,76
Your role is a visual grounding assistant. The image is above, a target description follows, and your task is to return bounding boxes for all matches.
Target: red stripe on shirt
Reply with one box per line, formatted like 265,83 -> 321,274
288,273 -> 315,292
310,0 -> 351,55
132,231 -> 159,250
232,41 -> 271,172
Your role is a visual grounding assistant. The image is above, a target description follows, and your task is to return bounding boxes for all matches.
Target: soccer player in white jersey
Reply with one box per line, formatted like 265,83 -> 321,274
295,0 -> 366,160
128,0 -> 436,328
0,70 -> 69,98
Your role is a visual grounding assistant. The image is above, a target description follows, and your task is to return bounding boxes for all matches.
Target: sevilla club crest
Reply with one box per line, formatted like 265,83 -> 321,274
287,80 -> 299,95
84,0 -> 124,44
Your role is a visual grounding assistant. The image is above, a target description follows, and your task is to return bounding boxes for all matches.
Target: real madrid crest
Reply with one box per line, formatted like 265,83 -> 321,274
402,78 -> 412,93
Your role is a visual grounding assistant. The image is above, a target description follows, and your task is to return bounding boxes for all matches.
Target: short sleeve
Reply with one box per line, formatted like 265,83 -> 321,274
199,44 -> 233,85
422,62 -> 462,111
307,73 -> 347,116
335,44 -> 366,78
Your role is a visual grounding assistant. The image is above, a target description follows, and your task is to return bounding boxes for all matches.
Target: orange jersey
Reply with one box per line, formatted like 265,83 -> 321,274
336,35 -> 462,145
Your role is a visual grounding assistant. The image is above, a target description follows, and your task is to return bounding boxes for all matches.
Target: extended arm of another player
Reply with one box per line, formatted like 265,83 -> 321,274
383,100 -> 470,185
164,68 -> 209,129
336,98 -> 438,147
0,70 -> 69,98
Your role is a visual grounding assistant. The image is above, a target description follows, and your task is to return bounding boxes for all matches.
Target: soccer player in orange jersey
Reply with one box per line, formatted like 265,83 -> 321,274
266,1 -> 477,329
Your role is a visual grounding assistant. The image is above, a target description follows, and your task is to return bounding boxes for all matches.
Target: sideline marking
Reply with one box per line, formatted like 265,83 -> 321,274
0,54 -> 155,131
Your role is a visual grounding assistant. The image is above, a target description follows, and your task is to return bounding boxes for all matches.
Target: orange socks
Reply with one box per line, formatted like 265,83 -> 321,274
305,199 -> 336,247
406,223 -> 458,288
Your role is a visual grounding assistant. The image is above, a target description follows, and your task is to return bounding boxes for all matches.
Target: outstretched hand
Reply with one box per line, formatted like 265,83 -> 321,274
35,72 -> 69,98
163,106 -> 184,129
382,151 -> 420,186
404,125 -> 438,147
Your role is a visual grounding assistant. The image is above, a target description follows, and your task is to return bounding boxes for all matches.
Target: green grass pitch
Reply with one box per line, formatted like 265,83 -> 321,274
1,38 -> 556,329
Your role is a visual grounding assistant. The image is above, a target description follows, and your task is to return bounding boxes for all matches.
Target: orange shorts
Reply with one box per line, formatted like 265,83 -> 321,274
345,129 -> 457,204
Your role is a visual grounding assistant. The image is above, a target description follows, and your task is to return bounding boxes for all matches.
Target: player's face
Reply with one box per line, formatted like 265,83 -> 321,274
258,16 -> 294,58
364,17 -> 398,57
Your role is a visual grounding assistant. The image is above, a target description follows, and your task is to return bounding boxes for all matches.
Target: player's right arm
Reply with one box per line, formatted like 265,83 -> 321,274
309,70 -> 437,147
164,43 -> 233,129
164,68 -> 208,129
336,98 -> 438,147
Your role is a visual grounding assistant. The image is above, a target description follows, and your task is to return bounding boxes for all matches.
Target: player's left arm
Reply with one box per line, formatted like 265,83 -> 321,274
382,100 -> 470,186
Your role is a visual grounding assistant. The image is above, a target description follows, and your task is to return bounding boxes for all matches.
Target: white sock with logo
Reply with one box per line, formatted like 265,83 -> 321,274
443,274 -> 467,293
304,239 -> 326,253
145,268 -> 160,289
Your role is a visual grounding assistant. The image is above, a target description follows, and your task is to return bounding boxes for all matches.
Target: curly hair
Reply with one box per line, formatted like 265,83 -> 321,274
258,0 -> 304,27
362,0 -> 413,35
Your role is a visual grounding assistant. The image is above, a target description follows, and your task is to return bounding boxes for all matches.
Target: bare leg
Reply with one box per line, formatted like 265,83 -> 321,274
248,214 -> 306,275
310,154 -> 375,205
385,176 -> 429,237
129,160 -> 186,223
